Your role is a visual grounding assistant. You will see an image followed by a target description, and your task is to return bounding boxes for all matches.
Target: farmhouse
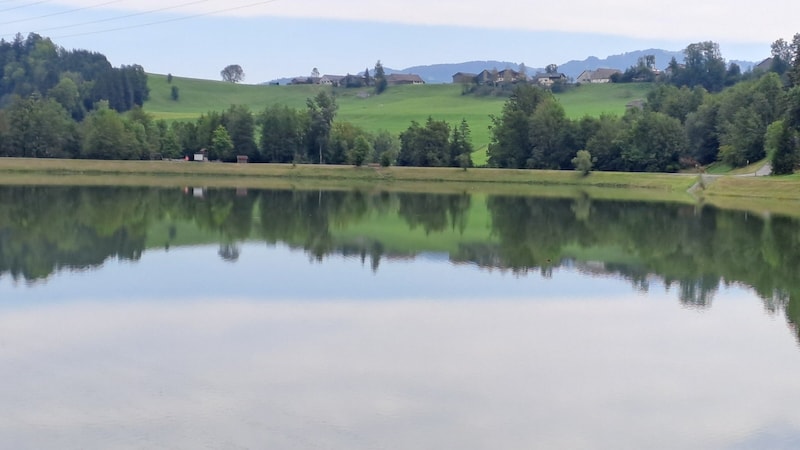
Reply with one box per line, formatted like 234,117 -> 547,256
452,72 -> 478,84
319,75 -> 346,86
533,72 -> 568,86
576,68 -> 621,84
386,74 -> 425,85
497,69 -> 521,83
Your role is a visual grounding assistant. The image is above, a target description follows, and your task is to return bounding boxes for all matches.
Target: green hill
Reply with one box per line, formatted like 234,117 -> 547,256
144,74 -> 653,165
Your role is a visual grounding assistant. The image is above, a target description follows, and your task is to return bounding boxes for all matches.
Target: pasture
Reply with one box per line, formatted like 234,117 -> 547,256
144,75 -> 653,165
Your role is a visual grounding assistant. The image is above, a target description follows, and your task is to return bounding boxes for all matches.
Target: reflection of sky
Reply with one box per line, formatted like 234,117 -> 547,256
2,244 -> 800,449
1,243 -> 667,304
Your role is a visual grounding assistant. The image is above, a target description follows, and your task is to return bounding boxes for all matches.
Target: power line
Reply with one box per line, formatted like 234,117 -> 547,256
0,0 -> 50,13
51,0 -> 279,39
0,0 -> 125,26
0,0 -> 211,37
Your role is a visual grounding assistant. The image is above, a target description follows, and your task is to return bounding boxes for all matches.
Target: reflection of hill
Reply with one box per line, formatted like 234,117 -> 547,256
2,185 -> 800,343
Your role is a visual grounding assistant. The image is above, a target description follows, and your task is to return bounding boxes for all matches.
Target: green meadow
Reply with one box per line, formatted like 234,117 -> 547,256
144,74 -> 653,165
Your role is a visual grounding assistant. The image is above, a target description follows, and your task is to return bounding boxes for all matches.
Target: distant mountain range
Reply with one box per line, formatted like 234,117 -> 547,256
267,49 -> 761,85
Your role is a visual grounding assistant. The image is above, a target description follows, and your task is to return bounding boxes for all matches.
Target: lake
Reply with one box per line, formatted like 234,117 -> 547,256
1,184 -> 800,449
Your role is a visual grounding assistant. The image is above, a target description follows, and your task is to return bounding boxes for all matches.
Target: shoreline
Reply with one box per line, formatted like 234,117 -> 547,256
1,158 -> 799,216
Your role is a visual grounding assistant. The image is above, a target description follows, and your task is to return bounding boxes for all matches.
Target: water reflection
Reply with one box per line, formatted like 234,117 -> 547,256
1,185 -> 800,335
3,185 -> 800,448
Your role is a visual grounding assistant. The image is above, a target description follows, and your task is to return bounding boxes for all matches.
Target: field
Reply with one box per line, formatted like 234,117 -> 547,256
144,75 -> 653,165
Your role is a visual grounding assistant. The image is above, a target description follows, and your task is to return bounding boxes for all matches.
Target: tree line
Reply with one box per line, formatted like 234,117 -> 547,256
0,85 -> 476,166
488,36 -> 800,173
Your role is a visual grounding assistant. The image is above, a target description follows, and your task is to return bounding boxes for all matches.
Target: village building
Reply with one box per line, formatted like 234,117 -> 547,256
452,72 -> 478,84
386,73 -> 425,85
533,72 -> 568,86
576,68 -> 622,84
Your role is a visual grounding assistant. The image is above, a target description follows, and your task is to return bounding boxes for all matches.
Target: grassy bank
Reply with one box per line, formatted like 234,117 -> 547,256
4,157 -> 800,216
0,157 -> 695,190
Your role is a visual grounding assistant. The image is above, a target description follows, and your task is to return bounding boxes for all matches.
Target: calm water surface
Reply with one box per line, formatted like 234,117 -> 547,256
1,185 -> 800,449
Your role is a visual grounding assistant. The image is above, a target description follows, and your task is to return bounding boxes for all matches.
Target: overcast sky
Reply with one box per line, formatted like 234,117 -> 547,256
1,0 -> 794,82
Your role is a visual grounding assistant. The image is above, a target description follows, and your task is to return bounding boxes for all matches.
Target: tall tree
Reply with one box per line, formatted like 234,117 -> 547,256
210,125 -> 234,161
220,64 -> 244,83
487,84 -> 552,168
222,104 -> 258,162
374,60 -> 387,94
257,104 -> 308,163
449,119 -> 474,168
770,121 -> 797,175
306,91 -> 338,163
789,33 -> 800,87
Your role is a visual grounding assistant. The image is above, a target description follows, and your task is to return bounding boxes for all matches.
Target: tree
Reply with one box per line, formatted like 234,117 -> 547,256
374,60 -> 387,94
81,101 -> 137,159
518,62 -> 528,82
348,135 -> 372,166
789,33 -> 800,88
398,117 -> 451,167
306,91 -> 338,163
258,104 -> 308,163
167,73 -> 173,83
311,67 -> 320,79
545,64 -> 558,74
210,125 -> 234,161
623,111 -> 687,172
373,130 -> 398,166
528,97 -> 574,168
222,104 -> 258,162
671,41 -> 727,92
170,85 -> 179,101
220,64 -> 244,83
487,84 -> 553,168
770,121 -> 797,175
364,67 -> 372,86
6,94 -> 77,158
449,119 -> 474,168
572,150 -> 593,175
48,75 -> 85,120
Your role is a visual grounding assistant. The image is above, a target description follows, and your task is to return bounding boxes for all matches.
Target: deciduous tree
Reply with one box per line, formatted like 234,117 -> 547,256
220,64 -> 244,83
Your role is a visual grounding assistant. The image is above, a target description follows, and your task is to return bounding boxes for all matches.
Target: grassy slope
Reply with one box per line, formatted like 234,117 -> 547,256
145,74 -> 653,165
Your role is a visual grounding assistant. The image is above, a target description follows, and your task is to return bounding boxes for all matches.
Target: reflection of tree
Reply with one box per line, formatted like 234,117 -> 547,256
396,192 -> 471,235
0,186 -> 152,280
484,194 -> 800,342
218,243 -> 241,262
6,185 -> 800,346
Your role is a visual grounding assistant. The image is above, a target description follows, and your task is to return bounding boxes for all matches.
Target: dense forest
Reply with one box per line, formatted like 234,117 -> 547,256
0,33 -> 799,173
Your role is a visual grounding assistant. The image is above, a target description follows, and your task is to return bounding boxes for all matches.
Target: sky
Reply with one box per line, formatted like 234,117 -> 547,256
1,0 -> 795,83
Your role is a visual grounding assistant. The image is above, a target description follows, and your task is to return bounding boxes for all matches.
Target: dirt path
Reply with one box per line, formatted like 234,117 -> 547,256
687,162 -> 771,195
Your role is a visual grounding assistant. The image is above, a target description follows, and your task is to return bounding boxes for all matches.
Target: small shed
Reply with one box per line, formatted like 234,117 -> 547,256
237,155 -> 249,164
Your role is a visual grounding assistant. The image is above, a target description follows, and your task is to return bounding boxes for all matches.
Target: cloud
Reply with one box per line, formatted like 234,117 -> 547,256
50,0 -> 799,43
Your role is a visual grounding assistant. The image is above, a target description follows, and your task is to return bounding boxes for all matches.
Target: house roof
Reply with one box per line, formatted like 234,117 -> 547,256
321,74 -> 346,81
387,73 -> 425,83
755,57 -> 773,71
578,68 -> 621,80
534,72 -> 566,79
